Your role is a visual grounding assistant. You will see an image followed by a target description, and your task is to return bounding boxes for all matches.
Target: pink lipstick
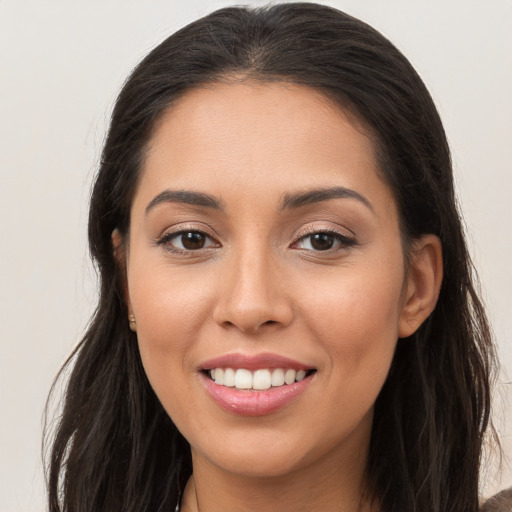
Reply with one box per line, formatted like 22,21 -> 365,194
199,352 -> 316,416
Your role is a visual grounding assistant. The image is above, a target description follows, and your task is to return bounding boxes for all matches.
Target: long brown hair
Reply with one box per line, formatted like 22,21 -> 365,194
44,4 -> 498,511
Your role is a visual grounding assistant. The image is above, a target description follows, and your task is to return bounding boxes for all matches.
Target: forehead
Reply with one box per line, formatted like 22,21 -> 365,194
135,81 -> 393,216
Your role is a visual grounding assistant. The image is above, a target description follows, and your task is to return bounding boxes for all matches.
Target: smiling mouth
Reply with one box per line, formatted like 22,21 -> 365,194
204,367 -> 317,391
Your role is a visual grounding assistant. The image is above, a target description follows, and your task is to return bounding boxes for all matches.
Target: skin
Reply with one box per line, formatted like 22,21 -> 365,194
116,82 -> 442,512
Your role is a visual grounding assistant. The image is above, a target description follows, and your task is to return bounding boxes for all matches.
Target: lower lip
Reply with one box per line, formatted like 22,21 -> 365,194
201,373 -> 314,416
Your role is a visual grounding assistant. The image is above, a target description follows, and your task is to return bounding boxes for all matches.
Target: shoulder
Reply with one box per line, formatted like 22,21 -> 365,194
480,487 -> 512,512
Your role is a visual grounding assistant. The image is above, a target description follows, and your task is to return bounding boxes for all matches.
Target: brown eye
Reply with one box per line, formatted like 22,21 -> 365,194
309,233 -> 335,251
294,231 -> 356,252
181,231 -> 206,250
158,230 -> 218,251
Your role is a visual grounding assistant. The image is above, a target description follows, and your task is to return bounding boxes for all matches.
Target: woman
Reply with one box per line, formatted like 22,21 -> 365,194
45,3 -> 501,511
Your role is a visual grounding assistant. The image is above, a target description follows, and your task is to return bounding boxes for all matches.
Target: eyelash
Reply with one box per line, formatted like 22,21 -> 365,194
156,228 -> 219,254
155,226 -> 357,254
292,227 -> 357,252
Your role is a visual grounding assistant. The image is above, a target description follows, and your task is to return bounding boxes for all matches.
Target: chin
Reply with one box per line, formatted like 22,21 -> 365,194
188,416 -> 368,481
206,449 -> 308,479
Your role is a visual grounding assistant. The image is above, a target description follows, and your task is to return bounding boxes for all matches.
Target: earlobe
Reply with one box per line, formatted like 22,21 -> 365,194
398,234 -> 443,338
111,229 -> 136,330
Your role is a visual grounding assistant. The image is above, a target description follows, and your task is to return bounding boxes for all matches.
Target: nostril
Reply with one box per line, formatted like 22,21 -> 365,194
218,317 -> 281,333
213,297 -> 294,333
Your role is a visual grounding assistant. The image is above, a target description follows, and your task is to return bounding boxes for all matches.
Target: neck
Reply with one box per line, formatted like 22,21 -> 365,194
181,437 -> 377,512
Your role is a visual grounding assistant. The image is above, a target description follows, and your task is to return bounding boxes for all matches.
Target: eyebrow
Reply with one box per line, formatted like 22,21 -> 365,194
145,189 -> 223,214
145,186 -> 373,215
280,186 -> 374,212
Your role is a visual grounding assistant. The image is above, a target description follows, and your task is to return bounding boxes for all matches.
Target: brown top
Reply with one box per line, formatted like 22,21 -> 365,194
480,488 -> 512,511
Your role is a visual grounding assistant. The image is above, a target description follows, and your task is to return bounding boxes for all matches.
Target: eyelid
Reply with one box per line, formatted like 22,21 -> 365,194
156,222 -> 219,240
291,225 -> 357,251
155,223 -> 221,252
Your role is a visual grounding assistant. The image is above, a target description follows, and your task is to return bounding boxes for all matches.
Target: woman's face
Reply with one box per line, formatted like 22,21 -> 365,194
124,82 -> 424,479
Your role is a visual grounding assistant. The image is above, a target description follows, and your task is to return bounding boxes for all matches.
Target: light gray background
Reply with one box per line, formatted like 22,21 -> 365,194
1,1 -> 510,510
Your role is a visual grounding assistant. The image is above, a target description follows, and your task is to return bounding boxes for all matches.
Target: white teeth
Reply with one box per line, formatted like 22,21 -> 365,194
223,368 -> 236,387
253,369 -> 272,390
213,368 -> 224,385
296,369 -> 306,382
208,367 -> 311,390
284,369 -> 296,385
234,369 -> 253,389
271,368 -> 285,386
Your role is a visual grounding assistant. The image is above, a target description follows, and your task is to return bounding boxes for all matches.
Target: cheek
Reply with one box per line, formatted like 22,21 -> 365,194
300,259 -> 404,385
130,263 -> 211,342
127,266 -> 214,404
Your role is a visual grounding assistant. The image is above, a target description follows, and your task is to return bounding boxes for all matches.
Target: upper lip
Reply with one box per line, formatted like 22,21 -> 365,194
200,352 -> 314,371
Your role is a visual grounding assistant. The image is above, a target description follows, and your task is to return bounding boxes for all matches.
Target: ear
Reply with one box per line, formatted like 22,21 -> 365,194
398,234 -> 443,338
111,229 -> 133,315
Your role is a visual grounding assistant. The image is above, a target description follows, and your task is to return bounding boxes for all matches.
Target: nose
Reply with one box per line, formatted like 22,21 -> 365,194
212,247 -> 294,334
